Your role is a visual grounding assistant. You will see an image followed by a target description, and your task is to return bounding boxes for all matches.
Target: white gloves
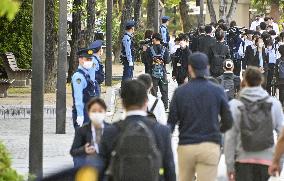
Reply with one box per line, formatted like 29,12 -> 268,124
76,116 -> 84,127
129,61 -> 134,67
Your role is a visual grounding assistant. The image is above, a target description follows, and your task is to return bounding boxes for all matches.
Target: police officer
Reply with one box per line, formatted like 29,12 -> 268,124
145,33 -> 170,109
172,33 -> 192,85
121,20 -> 135,84
160,16 -> 170,48
72,48 -> 98,128
89,40 -> 105,96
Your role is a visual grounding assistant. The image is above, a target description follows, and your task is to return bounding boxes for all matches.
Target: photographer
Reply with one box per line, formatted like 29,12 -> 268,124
141,30 -> 153,74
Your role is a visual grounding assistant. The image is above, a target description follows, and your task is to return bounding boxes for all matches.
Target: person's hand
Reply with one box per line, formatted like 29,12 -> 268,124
76,116 -> 84,127
268,161 -> 280,176
129,61 -> 134,67
259,67 -> 265,73
142,45 -> 147,51
227,171 -> 235,181
84,143 -> 96,154
172,76 -> 176,81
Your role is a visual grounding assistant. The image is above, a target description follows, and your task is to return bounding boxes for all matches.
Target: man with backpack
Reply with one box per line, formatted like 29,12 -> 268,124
100,80 -> 176,181
217,59 -> 240,100
224,66 -> 284,181
137,74 -> 167,125
209,29 -> 231,78
168,52 -> 233,181
145,33 -> 170,109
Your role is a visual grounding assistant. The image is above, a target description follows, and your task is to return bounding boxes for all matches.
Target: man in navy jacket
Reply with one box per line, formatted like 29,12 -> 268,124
168,52 -> 233,181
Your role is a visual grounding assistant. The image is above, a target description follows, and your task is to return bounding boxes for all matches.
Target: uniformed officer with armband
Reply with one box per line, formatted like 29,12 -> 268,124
121,20 -> 136,84
72,48 -> 98,128
89,40 -> 105,96
160,16 -> 170,48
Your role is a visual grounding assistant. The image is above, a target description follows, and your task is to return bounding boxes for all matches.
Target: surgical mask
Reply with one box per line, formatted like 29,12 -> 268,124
89,112 -> 105,125
179,41 -> 187,49
83,61 -> 93,69
258,43 -> 264,48
268,46 -> 273,50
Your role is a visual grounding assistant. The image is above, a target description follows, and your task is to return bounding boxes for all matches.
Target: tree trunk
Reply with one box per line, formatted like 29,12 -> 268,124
270,0 -> 280,23
206,0 -> 217,24
85,0 -> 96,46
179,0 -> 192,33
146,0 -> 155,29
219,0 -> 228,20
198,0 -> 204,26
44,0 -> 57,93
226,0 -> 238,24
67,0 -> 82,83
133,0 -> 142,28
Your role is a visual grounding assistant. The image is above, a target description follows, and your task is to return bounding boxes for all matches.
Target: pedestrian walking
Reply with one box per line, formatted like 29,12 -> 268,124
145,33 -> 170,109
197,25 -> 216,57
172,33 -> 192,85
71,48 -> 98,128
121,20 -> 136,84
137,74 -> 167,125
274,45 -> 284,105
70,98 -> 109,172
225,66 -> 284,181
168,52 -> 233,181
141,30 -> 154,74
100,80 -> 176,181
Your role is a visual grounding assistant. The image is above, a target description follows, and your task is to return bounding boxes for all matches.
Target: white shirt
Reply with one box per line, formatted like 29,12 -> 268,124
273,22 -> 280,35
170,44 -> 180,55
147,94 -> 167,125
126,110 -> 147,117
250,20 -> 260,31
91,123 -> 104,153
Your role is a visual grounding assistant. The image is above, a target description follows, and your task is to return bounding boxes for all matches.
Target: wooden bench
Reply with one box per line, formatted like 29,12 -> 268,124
0,79 -> 14,98
1,52 -> 31,87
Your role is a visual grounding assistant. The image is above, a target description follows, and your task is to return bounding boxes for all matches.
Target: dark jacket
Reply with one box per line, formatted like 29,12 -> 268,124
168,78 -> 233,145
172,46 -> 192,84
197,34 -> 216,56
100,115 -> 176,181
275,57 -> 284,84
244,45 -> 268,69
70,122 -> 109,157
217,72 -> 241,100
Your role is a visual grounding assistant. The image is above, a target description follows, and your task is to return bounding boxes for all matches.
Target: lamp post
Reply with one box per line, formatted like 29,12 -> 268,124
105,0 -> 113,86
29,0 -> 45,177
56,0 -> 67,134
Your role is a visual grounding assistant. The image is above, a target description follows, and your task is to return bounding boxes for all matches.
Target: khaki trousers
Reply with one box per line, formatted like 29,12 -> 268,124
177,142 -> 220,181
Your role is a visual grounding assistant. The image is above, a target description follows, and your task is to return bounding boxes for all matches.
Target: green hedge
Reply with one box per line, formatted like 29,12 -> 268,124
0,141 -> 23,181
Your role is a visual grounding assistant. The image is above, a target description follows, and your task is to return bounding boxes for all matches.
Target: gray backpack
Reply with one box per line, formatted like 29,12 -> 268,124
238,96 -> 274,152
150,46 -> 165,79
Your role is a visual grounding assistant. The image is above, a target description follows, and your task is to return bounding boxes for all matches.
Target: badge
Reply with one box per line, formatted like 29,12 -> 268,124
177,63 -> 181,67
76,78 -> 81,84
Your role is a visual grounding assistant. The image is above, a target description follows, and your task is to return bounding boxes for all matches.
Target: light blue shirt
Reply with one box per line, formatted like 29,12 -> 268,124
72,66 -> 89,117
259,51 -> 264,68
160,24 -> 168,43
88,55 -> 100,82
266,48 -> 277,64
122,32 -> 133,62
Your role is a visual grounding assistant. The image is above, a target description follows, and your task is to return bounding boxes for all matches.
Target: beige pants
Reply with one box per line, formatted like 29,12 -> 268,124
177,142 -> 221,181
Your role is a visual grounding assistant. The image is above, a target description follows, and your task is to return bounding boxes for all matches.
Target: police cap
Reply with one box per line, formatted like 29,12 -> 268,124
125,20 -> 136,29
161,16 -> 170,21
89,40 -> 104,53
77,48 -> 95,58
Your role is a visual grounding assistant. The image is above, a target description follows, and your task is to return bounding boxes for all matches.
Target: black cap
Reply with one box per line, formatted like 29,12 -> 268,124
76,48 -> 95,58
188,52 -> 209,77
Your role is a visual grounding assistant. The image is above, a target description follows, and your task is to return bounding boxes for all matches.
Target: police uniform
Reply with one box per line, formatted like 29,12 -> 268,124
121,21 -> 135,83
72,48 -> 99,128
160,16 -> 170,47
89,40 -> 105,95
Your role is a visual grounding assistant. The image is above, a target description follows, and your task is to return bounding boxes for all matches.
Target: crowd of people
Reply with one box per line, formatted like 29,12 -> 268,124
58,14 -> 284,181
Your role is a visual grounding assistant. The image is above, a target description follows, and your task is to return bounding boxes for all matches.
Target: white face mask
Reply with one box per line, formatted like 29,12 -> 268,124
258,43 -> 264,48
83,61 -> 93,69
89,112 -> 105,125
179,41 -> 187,49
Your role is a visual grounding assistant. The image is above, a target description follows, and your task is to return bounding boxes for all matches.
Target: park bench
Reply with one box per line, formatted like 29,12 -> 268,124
0,79 -> 14,98
1,52 -> 31,87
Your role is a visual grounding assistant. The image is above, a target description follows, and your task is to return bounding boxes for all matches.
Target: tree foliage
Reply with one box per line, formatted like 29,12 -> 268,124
0,0 -> 32,69
0,0 -> 21,21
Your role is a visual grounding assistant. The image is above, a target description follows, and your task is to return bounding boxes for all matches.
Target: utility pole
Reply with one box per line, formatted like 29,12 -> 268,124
154,0 -> 159,33
29,0 -> 45,177
105,0 -> 113,86
56,0 -> 67,134
199,0 -> 204,26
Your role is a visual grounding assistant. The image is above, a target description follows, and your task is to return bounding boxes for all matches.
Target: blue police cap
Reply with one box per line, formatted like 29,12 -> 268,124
125,20 -> 136,28
161,16 -> 170,21
89,40 -> 103,50
76,48 -> 94,58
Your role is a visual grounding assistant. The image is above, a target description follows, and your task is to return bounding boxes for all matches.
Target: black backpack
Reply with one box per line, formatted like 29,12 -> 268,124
238,96 -> 274,152
219,75 -> 236,100
147,98 -> 159,121
108,118 -> 162,181
278,58 -> 284,79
